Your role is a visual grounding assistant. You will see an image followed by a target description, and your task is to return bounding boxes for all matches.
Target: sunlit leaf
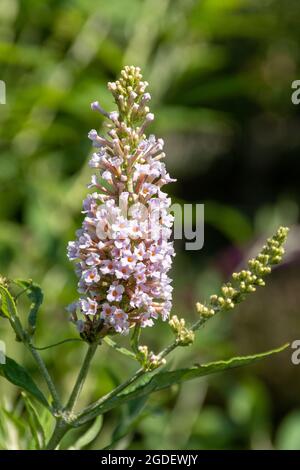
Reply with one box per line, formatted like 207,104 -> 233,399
14,279 -> 44,335
0,284 -> 17,319
77,344 -> 289,424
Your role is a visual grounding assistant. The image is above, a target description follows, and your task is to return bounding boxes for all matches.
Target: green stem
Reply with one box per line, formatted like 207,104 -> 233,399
33,338 -> 83,350
74,367 -> 144,425
130,323 -> 141,354
9,314 -> 61,410
74,317 -> 208,425
27,341 -> 61,410
66,342 -> 98,413
55,318 -> 208,441
158,317 -> 206,359
45,419 -> 70,450
45,342 -> 98,449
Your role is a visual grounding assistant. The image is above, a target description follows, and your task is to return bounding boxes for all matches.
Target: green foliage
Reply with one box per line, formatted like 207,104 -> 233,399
0,356 -> 49,408
104,337 -> 136,361
0,221 -> 289,448
0,396 -> 53,450
13,279 -> 44,335
21,392 -> 46,449
76,343 -> 289,425
0,400 -> 28,450
72,416 -> 103,450
0,284 -> 17,320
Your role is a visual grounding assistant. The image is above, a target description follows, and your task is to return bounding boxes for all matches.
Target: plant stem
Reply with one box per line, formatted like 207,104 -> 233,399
74,318 -> 208,425
50,317 -> 215,444
74,367 -> 144,425
9,314 -> 61,411
45,342 -> 98,449
157,317 -> 206,360
27,341 -> 61,410
32,338 -> 83,350
66,342 -> 98,413
45,419 -> 70,450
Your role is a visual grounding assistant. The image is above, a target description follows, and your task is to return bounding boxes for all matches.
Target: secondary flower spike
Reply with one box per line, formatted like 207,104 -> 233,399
67,66 -> 176,340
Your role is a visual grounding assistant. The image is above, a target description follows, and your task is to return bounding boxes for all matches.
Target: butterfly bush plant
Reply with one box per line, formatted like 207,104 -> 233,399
0,66 -> 290,450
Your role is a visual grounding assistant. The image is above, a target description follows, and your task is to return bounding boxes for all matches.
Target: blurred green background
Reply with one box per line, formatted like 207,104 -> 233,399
1,0 -> 300,450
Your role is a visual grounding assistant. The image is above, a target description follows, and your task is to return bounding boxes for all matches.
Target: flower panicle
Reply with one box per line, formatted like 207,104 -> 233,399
67,66 -> 175,341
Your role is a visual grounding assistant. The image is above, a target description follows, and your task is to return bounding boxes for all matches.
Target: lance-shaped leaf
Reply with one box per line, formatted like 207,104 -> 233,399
0,285 -> 24,340
14,279 -> 44,335
0,356 -> 49,408
0,400 -> 27,450
21,392 -> 46,449
104,336 -> 136,361
0,285 -> 18,319
76,343 -> 289,425
72,416 -> 103,449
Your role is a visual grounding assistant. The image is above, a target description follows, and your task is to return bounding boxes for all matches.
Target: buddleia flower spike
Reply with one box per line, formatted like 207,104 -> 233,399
67,66 -> 176,342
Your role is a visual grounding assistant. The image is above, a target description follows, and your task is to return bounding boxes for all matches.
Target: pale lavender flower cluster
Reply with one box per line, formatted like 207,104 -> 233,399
67,66 -> 175,340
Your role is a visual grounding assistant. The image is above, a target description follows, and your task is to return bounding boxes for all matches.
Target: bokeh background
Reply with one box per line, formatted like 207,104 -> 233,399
1,0 -> 300,450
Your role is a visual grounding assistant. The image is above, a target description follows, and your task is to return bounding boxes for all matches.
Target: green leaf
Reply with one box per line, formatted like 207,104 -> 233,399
0,407 -> 7,449
125,344 -> 290,400
21,392 -> 46,449
0,285 -> 18,319
39,406 -> 55,443
73,416 -> 103,449
0,356 -> 49,408
130,324 -> 141,355
14,279 -> 44,335
104,337 -> 136,361
0,403 -> 27,450
77,343 -> 289,425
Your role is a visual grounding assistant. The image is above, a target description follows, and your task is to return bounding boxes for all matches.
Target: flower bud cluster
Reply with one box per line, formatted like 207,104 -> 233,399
196,227 -> 289,322
137,345 -> 166,371
169,315 -> 195,346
